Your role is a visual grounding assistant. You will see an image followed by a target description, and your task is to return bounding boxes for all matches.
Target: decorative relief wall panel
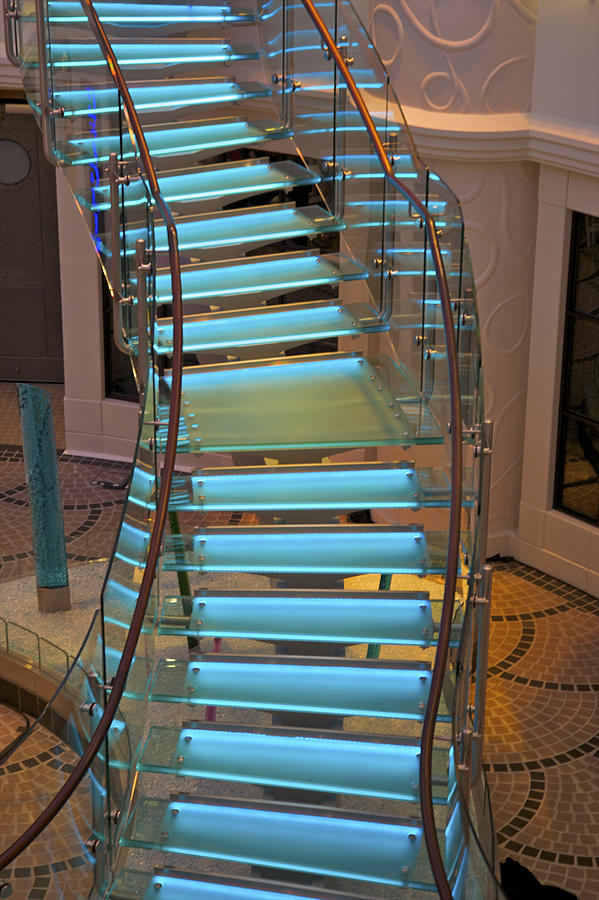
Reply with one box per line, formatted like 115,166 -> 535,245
428,158 -> 539,546
370,0 -> 538,114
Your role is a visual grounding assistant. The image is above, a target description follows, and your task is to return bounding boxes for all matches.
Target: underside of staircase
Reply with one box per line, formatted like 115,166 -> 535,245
0,0 -> 497,897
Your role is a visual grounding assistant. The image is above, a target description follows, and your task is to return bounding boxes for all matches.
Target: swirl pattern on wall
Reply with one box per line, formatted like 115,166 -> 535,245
371,0 -> 539,114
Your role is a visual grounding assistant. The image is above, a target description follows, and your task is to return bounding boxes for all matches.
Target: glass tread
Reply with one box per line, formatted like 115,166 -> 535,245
163,460 -> 424,511
154,300 -> 384,355
162,524 -> 439,576
124,203 -> 343,254
152,251 -> 367,303
49,40 -> 259,67
68,119 -> 290,164
138,723 -> 434,801
157,353 -> 443,452
159,587 -> 434,645
85,158 -> 319,211
56,80 -> 270,117
148,655 -> 433,720
121,795 -> 423,886
48,1 -> 255,24
107,868 -> 375,900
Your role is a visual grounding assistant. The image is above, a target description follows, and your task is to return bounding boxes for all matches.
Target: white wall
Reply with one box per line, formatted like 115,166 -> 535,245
368,0 -> 599,589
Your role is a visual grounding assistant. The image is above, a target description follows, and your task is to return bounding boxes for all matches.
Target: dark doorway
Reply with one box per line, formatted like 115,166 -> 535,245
0,106 -> 63,382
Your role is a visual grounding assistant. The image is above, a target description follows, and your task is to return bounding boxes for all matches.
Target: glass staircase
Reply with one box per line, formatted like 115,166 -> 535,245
1,0 -> 502,897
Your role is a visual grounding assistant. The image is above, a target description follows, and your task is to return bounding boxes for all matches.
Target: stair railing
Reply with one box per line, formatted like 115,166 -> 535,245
296,2 -> 462,896
0,0 -> 183,878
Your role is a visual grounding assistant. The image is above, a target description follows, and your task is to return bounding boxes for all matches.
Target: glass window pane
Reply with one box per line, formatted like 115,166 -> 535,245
556,415 -> 599,523
564,317 -> 599,420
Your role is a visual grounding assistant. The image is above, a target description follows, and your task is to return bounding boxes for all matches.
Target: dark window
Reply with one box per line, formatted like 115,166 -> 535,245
554,212 -> 599,524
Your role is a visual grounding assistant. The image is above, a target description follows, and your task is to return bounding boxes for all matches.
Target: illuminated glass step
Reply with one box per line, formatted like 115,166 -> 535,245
153,300 -> 385,355
49,40 -> 258,68
121,794 -> 423,886
48,1 -> 255,25
148,654 -> 433,720
56,79 -> 270,117
138,723 -> 439,802
162,525 -> 439,576
152,251 -> 367,304
322,153 -> 418,180
107,868 -> 384,900
68,118 -> 290,164
163,461 -> 423,512
85,157 -> 319,211
156,354 -> 443,453
123,203 -> 343,254
159,587 -> 434,645
344,198 -> 447,229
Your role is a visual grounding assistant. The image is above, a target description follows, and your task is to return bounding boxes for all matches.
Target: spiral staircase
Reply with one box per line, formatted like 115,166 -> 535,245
1,0 -> 499,896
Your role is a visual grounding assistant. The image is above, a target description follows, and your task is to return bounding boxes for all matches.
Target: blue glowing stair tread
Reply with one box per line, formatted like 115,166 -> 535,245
57,80 -> 270,116
69,119 -> 290,164
162,524 -> 434,575
153,251 -> 367,303
86,158 -> 318,210
154,301 -> 385,355
125,204 -> 343,253
149,655 -> 431,719
122,794 -> 423,885
159,587 -> 434,645
160,354 -> 442,452
167,460 -> 423,511
108,869 -> 376,900
138,723 -> 423,800
323,153 -> 418,180
48,2 -> 254,24
49,41 -> 258,67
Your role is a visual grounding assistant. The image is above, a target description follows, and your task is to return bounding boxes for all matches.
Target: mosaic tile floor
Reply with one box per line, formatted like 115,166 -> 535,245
0,382 -> 598,898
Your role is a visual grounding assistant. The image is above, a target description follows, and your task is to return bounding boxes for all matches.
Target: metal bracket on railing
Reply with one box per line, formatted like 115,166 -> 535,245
471,564 -> 493,786
34,0 -> 57,164
474,420 -> 493,572
135,237 -> 152,402
2,0 -> 20,67
337,34 -> 354,67
457,726 -> 473,777
107,153 -> 134,357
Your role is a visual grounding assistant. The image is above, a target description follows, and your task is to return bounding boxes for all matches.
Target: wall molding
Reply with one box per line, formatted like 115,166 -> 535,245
397,106 -> 599,177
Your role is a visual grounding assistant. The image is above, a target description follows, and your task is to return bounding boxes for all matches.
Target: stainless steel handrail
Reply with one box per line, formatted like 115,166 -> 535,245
2,0 -> 20,67
0,0 -> 183,876
296,3 -> 463,896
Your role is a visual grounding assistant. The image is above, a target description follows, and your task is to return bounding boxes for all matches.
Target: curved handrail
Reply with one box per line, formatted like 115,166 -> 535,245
0,0 -> 183,876
0,611 -> 100,765
297,2 -> 463,896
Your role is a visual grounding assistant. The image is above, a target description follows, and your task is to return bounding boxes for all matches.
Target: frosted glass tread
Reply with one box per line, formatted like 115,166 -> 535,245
49,40 -> 258,67
162,526 -> 436,575
48,2 -> 254,24
168,460 -> 423,510
159,587 -> 434,644
148,656 -> 432,719
56,80 -> 269,116
138,724 -> 424,800
121,795 -> 423,885
152,252 -> 367,303
125,204 -> 342,253
108,869 -> 374,900
85,159 -> 319,211
68,119 -> 290,164
159,355 -> 443,451
154,301 -> 384,354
